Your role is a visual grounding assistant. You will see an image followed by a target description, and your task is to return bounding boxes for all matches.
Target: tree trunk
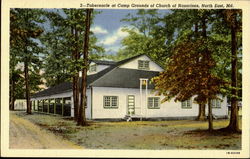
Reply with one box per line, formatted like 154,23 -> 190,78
74,19 -> 80,121
10,77 -> 15,110
201,15 -> 213,131
226,12 -> 240,132
201,16 -> 207,38
24,9 -> 31,115
77,9 -> 92,126
74,37 -> 80,120
194,22 -> 198,38
71,10 -> 80,121
197,103 -> 206,121
24,60 -> 31,114
208,99 -> 213,132
71,18 -> 79,121
195,21 -> 206,121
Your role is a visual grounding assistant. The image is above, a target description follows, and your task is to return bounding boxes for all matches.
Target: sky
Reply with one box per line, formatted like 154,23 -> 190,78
90,9 -> 137,55
91,9 -> 168,55
40,9 -> 169,56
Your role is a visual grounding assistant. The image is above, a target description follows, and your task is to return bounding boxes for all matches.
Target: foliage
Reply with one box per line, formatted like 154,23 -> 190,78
40,9 -> 105,87
10,9 -> 44,98
152,32 -> 228,104
115,9 -> 168,65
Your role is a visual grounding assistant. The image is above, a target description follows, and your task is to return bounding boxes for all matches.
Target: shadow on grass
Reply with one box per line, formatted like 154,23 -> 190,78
184,128 -> 242,137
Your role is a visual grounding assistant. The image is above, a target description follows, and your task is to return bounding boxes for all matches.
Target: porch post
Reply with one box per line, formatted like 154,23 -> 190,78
62,98 -> 64,116
140,79 -> 142,121
42,99 -> 44,112
54,98 -> 56,114
71,96 -> 74,117
48,99 -> 50,114
37,100 -> 39,112
145,79 -> 148,119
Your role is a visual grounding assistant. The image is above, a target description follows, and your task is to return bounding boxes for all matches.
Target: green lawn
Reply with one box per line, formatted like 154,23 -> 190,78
12,111 -> 241,150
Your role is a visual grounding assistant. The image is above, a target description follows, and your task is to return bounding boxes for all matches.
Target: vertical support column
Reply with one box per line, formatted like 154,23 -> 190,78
48,99 -> 50,114
34,100 -> 36,112
54,98 -> 56,114
62,98 -> 64,116
145,79 -> 148,119
140,79 -> 142,121
37,100 -> 39,112
71,96 -> 74,118
42,99 -> 44,112
30,100 -> 34,110
33,101 -> 35,111
36,100 -> 38,112
91,87 -> 93,120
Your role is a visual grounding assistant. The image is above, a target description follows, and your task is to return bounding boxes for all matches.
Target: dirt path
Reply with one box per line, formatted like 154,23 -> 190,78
9,112 -> 83,149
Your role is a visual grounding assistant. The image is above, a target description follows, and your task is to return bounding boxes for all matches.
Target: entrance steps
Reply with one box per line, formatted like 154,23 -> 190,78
124,115 -> 143,122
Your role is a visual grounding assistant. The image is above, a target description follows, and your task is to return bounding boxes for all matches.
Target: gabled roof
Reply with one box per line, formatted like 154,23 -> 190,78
116,54 -> 164,69
90,68 -> 159,89
32,54 -> 161,98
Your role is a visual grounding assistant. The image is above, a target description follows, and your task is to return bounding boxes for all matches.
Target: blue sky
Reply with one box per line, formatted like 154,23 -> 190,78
91,9 -> 168,55
41,9 -> 169,56
91,9 -> 137,55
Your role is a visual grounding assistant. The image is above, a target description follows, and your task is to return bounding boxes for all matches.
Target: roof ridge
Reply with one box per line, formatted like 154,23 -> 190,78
88,54 -> 146,85
116,54 -> 145,64
91,59 -> 116,62
90,59 -> 117,65
116,67 -> 160,73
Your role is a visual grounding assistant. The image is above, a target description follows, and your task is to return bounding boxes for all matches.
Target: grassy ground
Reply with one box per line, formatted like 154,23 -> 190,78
12,111 -> 241,150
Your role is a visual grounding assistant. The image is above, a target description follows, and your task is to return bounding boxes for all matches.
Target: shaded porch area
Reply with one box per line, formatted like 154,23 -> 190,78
32,97 -> 72,116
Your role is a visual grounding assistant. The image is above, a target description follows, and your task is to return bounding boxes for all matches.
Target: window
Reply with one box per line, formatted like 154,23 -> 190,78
104,96 -> 118,108
148,97 -> 160,109
138,60 -> 150,70
89,64 -> 97,72
181,99 -> 192,109
211,99 -> 221,108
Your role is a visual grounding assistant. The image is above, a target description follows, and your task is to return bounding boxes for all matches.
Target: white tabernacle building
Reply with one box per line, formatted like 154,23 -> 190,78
31,54 -> 228,120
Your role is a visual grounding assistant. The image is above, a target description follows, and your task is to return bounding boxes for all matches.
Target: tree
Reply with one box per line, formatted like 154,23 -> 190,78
222,10 -> 242,133
40,10 -> 72,87
41,9 -> 104,121
9,69 -> 24,110
9,32 -> 25,110
115,9 -> 168,65
77,9 -> 93,126
208,9 -> 242,132
10,9 -> 44,114
162,10 -> 213,121
152,9 -> 243,131
152,32 -> 227,131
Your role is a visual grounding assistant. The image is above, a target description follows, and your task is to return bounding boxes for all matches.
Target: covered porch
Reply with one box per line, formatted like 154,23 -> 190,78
31,96 -> 72,117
